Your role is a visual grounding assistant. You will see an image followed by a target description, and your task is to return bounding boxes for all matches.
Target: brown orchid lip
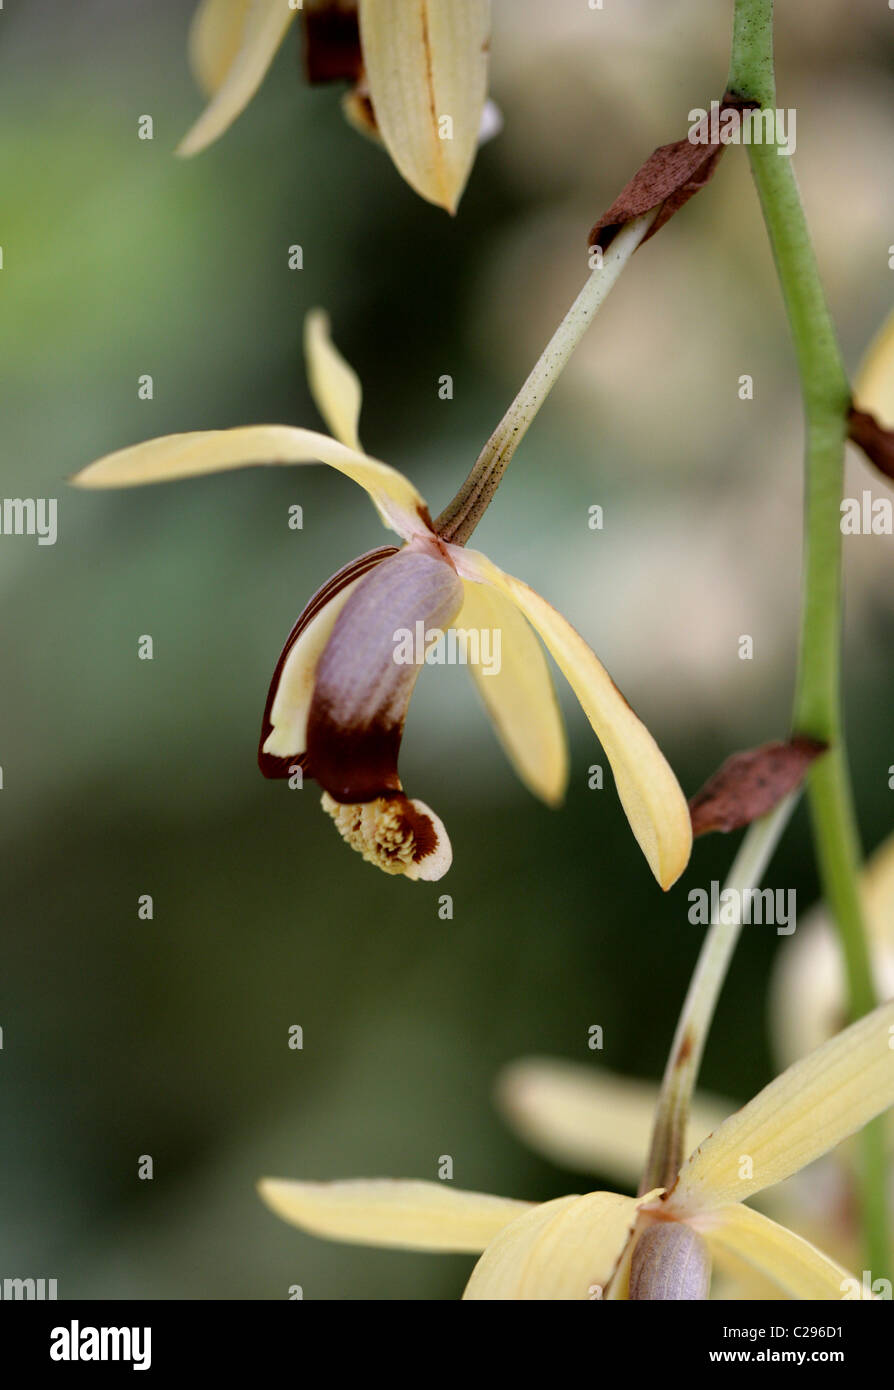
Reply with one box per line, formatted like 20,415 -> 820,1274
305,547 -> 464,803
258,545 -> 398,779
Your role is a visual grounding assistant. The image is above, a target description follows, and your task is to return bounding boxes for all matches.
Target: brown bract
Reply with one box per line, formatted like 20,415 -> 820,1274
588,95 -> 758,254
689,737 -> 827,837
848,406 -> 894,482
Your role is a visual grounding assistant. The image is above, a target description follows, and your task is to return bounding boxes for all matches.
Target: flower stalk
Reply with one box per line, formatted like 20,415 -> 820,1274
640,794 -> 797,1194
435,209 -> 658,544
728,0 -> 888,1278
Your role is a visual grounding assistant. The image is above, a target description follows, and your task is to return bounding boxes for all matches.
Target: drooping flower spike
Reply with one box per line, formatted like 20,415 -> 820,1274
73,307 -> 691,886
258,999 -> 894,1299
179,0 -> 492,213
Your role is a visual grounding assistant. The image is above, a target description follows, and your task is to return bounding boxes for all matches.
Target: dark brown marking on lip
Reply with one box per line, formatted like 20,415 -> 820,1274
397,796 -> 438,864
257,546 -> 398,780
307,711 -> 404,802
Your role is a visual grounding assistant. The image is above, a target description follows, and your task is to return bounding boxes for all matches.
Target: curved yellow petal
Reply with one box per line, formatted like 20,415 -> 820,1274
457,579 -> 567,806
357,0 -> 490,213
668,1000 -> 894,1214
188,0 -> 252,96
177,0 -> 298,156
854,305 -> 894,430
257,1178 -> 530,1252
463,1190 -> 659,1301
457,551 -> 692,889
696,1204 -> 861,1301
304,310 -> 363,451
71,425 -> 430,540
496,1058 -> 731,1186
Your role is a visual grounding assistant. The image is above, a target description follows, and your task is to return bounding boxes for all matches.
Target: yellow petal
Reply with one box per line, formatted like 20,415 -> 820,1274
304,310 -> 363,451
257,1178 -> 530,1252
177,0 -> 298,157
357,0 -> 490,213
696,1204 -> 862,1301
187,0 -> 252,96
854,305 -> 894,430
71,426 -> 431,541
457,579 -> 567,806
668,1000 -> 894,1214
496,1058 -> 731,1186
463,1189 -> 661,1300
456,551 -> 692,889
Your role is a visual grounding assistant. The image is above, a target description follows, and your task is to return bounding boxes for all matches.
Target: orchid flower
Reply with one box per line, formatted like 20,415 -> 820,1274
257,1000 -> 894,1299
72,300 -> 691,887
178,0 -> 492,213
494,1060 -> 787,1300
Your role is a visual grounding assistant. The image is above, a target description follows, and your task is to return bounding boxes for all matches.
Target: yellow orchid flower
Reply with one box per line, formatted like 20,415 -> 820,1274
257,1000 -> 894,1298
178,0 -> 492,213
495,1057 -> 786,1299
71,303 -> 691,887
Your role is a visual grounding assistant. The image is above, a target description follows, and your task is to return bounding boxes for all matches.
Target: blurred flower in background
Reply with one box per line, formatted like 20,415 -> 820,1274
180,0 -> 492,212
258,1001 -> 894,1299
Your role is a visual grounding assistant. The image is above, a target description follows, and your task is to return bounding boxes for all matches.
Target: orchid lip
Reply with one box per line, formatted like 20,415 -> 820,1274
322,791 -> 452,881
305,547 -> 464,803
258,546 -> 398,780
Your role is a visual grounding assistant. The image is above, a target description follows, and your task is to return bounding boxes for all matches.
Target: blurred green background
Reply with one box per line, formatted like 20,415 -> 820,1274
2,0 -> 893,1298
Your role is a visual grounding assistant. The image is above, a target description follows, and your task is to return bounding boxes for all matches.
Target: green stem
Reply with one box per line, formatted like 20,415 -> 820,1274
728,0 -> 888,1280
640,797 -> 797,1195
434,210 -> 657,545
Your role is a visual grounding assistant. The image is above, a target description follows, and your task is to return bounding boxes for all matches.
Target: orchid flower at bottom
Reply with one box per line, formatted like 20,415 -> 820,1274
257,1000 -> 894,1299
72,310 -> 691,888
